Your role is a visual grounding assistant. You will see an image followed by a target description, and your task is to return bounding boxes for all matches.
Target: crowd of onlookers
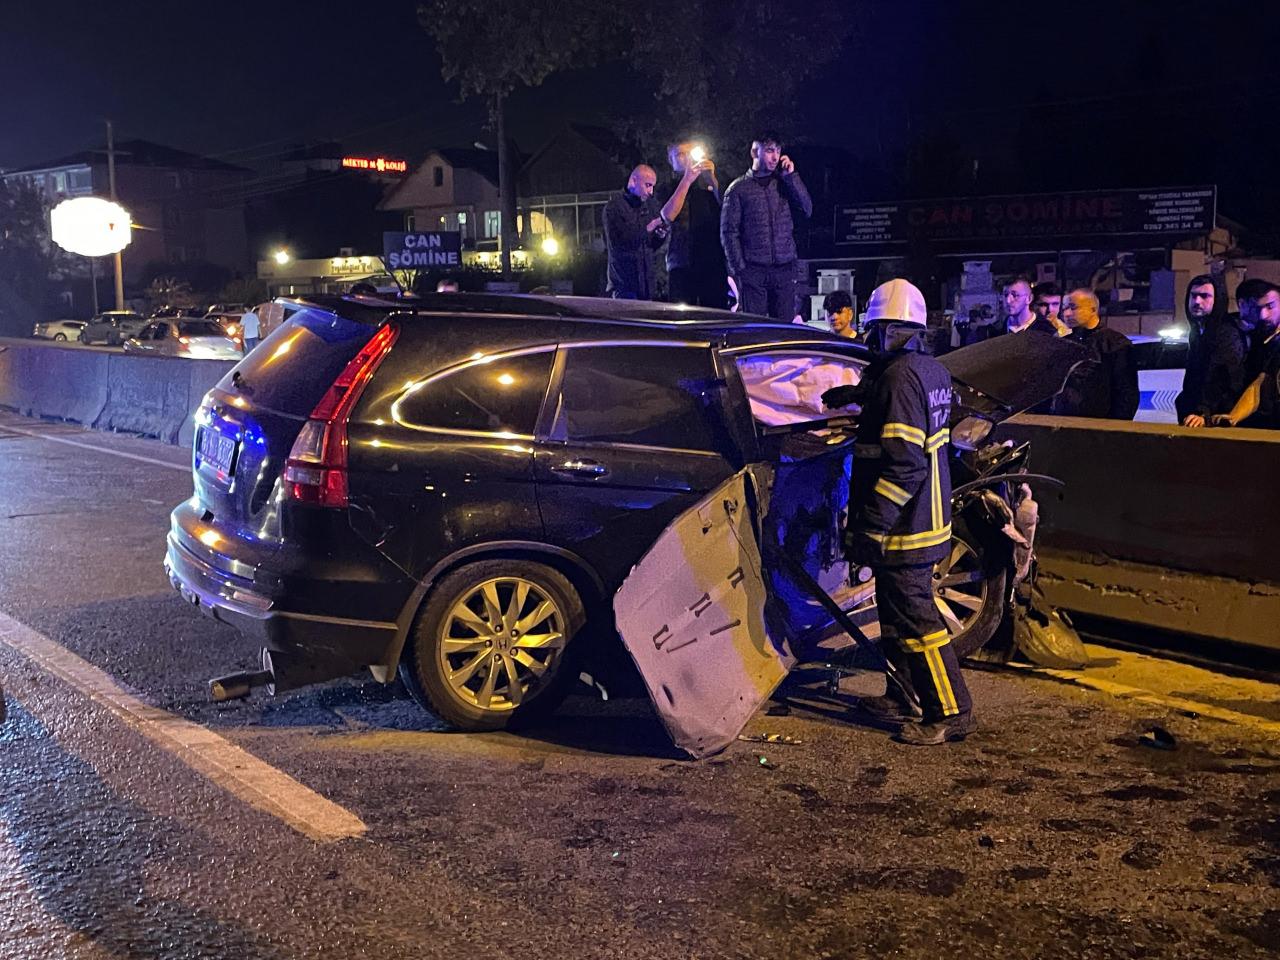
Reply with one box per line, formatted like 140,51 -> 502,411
604,133 -> 1280,431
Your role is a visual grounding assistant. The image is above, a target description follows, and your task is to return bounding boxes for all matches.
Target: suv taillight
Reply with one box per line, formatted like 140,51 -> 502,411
283,323 -> 399,507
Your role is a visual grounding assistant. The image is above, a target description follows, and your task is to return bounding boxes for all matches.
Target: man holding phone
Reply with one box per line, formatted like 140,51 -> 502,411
660,141 -> 725,307
720,131 -> 813,321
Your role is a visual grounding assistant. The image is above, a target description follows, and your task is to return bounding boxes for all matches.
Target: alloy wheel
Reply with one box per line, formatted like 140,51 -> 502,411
932,538 -> 988,637
437,577 -> 567,712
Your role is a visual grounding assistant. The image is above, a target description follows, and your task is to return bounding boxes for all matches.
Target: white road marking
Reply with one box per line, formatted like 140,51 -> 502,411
0,420 -> 189,473
0,610 -> 367,843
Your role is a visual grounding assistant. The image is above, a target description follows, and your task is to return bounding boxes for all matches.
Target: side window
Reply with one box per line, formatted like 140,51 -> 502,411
395,350 -> 553,436
735,351 -> 865,427
558,345 -> 717,449
153,324 -> 171,340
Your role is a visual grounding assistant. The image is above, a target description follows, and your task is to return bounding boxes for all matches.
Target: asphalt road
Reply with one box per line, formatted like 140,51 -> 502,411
0,410 -> 1276,960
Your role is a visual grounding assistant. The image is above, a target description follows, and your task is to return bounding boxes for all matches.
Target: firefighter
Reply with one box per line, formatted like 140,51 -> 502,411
823,279 -> 975,745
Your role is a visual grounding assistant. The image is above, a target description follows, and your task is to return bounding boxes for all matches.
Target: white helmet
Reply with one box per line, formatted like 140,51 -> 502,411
865,279 -> 927,327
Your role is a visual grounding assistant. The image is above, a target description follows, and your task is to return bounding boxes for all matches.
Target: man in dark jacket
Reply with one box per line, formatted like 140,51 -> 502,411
719,132 -> 813,320
1183,277 -> 1264,427
660,142 -> 726,307
1176,275 -> 1229,425
1052,289 -> 1139,420
603,165 -> 667,299
1215,281 -> 1280,429
823,279 -> 974,746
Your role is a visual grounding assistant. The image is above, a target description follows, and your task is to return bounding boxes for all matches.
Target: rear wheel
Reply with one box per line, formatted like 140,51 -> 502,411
932,520 -> 1007,659
53,333 -> 67,342
399,559 -> 584,730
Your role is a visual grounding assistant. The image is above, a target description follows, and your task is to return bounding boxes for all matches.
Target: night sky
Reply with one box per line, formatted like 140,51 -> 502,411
5,1 -> 1278,231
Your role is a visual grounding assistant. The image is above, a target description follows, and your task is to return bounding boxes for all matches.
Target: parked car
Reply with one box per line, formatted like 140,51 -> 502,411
255,299 -> 303,340
207,312 -> 246,342
79,310 -> 145,345
124,318 -> 243,359
205,302 -> 247,317
32,319 -> 87,341
165,295 -> 1079,731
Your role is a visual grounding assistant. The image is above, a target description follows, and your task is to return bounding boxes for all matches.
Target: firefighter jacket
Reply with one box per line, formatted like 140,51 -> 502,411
848,345 -> 953,566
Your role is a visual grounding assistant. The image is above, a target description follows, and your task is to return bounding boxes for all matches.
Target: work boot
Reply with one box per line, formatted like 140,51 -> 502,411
895,712 -> 977,745
856,691 -> 923,723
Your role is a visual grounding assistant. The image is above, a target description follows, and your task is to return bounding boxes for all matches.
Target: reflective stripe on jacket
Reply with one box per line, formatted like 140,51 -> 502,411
849,349 -> 953,565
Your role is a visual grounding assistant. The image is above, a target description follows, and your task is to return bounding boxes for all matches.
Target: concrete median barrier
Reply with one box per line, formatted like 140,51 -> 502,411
0,338 -> 235,447
999,415 -> 1280,652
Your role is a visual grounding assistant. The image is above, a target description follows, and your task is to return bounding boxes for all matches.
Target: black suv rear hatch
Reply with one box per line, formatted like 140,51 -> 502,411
192,304 -> 384,528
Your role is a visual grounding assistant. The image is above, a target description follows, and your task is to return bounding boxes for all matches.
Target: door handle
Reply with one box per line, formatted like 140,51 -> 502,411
552,458 -> 609,478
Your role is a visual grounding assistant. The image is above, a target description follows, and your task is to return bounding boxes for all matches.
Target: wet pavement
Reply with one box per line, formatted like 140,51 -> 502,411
0,410 -> 1277,959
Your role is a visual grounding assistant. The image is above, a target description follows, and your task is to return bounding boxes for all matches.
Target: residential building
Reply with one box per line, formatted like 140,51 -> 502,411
2,139 -> 252,282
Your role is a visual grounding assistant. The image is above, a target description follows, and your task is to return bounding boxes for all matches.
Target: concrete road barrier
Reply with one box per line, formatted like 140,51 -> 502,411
999,415 -> 1279,652
0,338 -> 235,447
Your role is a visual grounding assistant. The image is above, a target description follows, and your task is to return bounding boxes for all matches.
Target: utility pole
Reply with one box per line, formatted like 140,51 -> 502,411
106,119 -> 125,310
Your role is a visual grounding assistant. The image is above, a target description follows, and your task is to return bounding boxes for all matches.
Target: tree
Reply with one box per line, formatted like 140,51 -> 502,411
626,1 -> 859,158
0,179 -> 63,336
418,0 -> 622,276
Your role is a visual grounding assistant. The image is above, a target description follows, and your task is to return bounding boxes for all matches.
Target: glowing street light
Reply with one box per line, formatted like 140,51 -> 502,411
540,236 -> 560,257
49,197 -> 132,257
274,249 -> 291,265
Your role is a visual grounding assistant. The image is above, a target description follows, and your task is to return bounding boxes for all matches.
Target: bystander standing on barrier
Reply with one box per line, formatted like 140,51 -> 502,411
660,143 -> 724,307
604,165 -> 668,300
1031,282 -> 1071,336
823,290 -> 856,338
720,132 -> 812,321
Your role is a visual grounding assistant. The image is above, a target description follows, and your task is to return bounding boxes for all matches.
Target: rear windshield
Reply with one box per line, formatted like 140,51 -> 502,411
217,307 -> 377,416
178,320 -> 226,337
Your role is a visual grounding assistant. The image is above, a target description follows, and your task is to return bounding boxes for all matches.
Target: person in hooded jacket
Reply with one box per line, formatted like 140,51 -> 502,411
1176,275 -> 1229,425
1183,278 -> 1266,427
822,279 -> 975,746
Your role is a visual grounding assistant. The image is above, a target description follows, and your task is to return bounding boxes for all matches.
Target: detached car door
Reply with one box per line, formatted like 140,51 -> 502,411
533,341 -> 739,591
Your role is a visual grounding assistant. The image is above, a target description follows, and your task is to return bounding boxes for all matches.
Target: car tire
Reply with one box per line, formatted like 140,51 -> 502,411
53,333 -> 67,341
932,518 -> 1007,660
399,559 -> 585,731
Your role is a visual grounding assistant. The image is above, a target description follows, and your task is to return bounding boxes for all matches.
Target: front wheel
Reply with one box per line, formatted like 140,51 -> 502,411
399,559 -> 585,731
53,333 -> 67,342
932,520 -> 1007,659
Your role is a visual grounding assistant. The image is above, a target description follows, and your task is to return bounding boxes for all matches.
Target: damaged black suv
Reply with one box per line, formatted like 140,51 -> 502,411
165,294 -> 1073,730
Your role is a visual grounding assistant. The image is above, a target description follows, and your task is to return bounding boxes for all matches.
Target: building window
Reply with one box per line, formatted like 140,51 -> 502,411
169,172 -> 182,189
484,210 -> 501,239
68,169 -> 92,192
433,166 -> 444,187
405,213 -> 416,231
52,172 -> 67,194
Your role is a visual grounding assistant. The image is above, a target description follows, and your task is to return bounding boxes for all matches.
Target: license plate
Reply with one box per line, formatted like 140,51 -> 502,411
198,427 -> 238,480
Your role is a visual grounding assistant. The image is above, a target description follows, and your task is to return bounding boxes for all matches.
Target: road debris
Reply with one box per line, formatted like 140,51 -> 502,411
738,733 -> 803,746
1138,726 -> 1177,751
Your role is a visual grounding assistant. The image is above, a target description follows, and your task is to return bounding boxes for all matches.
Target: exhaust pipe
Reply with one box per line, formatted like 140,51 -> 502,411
208,647 -> 359,702
209,668 -> 273,702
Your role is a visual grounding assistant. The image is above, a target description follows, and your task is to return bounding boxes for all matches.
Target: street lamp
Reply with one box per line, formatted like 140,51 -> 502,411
49,197 -> 132,257
540,236 -> 560,257
274,249 -> 291,265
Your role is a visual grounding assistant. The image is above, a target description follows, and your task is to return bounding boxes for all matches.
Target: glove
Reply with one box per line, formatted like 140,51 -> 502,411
843,528 -> 884,567
822,384 -> 862,410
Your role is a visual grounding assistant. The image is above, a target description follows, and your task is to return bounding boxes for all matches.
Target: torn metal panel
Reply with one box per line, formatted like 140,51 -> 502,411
613,464 -> 794,759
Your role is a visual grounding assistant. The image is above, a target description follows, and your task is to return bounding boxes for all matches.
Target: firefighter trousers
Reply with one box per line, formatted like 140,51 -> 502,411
875,562 -> 972,723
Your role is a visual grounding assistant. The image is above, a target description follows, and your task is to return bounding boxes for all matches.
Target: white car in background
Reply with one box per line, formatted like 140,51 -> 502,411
32,319 -> 87,341
123,318 -> 243,359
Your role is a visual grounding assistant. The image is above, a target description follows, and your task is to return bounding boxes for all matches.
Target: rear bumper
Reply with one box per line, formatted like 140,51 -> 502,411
164,515 -> 404,675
